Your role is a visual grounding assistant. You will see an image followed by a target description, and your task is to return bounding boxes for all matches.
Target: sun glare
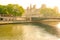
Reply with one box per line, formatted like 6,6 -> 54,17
56,22 -> 60,29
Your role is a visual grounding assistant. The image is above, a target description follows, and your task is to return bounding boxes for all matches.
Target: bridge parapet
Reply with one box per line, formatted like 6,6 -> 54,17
0,17 -> 60,22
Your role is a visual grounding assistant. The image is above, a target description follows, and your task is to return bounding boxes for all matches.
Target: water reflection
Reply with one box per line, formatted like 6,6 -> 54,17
0,23 -> 60,40
55,22 -> 60,37
56,22 -> 60,29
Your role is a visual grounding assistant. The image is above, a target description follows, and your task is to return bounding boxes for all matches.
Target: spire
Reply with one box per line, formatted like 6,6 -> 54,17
30,4 -> 32,11
33,4 -> 36,9
27,7 -> 29,10
30,4 -> 32,9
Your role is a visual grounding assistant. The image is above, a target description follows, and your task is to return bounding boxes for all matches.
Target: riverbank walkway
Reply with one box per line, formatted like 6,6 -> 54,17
0,17 -> 60,24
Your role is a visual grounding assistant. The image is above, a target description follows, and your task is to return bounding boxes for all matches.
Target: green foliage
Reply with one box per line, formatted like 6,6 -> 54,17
40,4 -> 60,17
0,4 -> 24,16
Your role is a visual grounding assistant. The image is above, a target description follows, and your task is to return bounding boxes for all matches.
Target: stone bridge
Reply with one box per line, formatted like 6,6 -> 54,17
0,17 -> 60,23
31,17 -> 60,22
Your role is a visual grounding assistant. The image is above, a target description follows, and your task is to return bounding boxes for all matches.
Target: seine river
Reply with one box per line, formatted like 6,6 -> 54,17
0,22 -> 60,40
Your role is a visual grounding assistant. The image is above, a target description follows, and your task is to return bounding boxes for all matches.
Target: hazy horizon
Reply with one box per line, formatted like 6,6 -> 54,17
0,0 -> 60,11
0,0 -> 60,7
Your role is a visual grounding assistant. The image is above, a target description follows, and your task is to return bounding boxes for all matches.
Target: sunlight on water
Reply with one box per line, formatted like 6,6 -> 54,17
0,24 -> 60,40
56,22 -> 60,29
21,25 -> 59,40
55,22 -> 60,38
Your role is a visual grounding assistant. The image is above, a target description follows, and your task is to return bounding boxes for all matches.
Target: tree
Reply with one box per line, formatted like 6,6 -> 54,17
7,4 -> 24,16
40,4 -> 59,17
0,4 -> 24,16
0,5 -> 6,14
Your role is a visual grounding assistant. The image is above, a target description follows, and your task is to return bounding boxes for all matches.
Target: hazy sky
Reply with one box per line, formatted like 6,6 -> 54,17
0,0 -> 60,9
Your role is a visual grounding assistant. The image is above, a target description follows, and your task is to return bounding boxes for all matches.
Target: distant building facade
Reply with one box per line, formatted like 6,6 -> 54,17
22,4 -> 41,17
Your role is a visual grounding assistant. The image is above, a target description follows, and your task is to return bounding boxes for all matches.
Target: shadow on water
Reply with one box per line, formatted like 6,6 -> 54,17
19,22 -> 57,37
30,22 -> 57,35
0,22 -> 58,37
0,22 -> 57,34
4,22 -> 57,35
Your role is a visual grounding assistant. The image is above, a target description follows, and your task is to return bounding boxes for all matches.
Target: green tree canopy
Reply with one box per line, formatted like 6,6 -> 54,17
0,4 -> 24,16
40,4 -> 60,17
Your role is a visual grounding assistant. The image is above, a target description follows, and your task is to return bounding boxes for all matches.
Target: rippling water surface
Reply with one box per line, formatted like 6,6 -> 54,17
0,22 -> 60,40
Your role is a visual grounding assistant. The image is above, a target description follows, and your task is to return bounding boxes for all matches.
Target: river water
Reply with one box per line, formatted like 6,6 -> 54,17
0,22 -> 60,40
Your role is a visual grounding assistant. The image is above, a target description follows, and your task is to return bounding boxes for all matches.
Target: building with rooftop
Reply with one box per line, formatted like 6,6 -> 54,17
22,4 -> 41,17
